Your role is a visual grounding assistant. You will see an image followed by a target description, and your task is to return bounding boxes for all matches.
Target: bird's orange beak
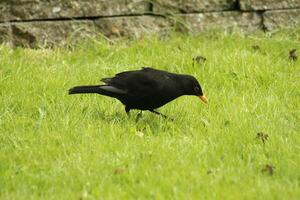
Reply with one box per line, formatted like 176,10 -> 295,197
199,95 -> 208,104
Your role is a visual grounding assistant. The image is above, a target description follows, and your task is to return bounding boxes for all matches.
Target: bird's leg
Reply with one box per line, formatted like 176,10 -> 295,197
125,106 -> 130,117
135,111 -> 143,122
149,110 -> 169,119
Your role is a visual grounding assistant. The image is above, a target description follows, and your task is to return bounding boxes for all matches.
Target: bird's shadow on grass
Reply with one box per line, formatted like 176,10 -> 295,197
91,109 -> 126,123
90,109 -> 176,134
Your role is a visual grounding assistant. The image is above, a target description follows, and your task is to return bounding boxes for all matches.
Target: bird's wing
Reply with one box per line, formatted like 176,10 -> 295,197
101,69 -> 172,97
100,69 -> 138,84
99,67 -> 182,98
100,77 -> 112,84
101,67 -> 155,84
100,85 -> 128,94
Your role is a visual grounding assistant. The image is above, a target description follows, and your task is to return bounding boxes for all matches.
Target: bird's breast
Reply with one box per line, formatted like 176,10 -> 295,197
118,93 -> 179,110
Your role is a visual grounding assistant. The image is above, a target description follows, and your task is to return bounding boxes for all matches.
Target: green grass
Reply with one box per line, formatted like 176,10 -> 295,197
0,29 -> 299,200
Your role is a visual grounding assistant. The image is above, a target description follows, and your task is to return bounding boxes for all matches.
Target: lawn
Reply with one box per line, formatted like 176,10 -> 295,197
0,29 -> 299,199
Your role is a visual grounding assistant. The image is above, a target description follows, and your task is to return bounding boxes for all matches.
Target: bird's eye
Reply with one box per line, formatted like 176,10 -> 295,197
194,86 -> 200,92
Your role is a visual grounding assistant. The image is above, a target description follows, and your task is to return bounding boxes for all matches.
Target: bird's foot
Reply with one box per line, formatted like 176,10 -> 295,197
135,111 -> 143,122
125,107 -> 130,117
149,110 -> 173,121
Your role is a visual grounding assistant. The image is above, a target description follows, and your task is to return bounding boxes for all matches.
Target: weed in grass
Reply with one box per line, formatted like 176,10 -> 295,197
289,49 -> 298,61
261,164 -> 275,175
256,132 -> 269,144
192,55 -> 207,66
252,45 -> 261,51
113,168 -> 126,175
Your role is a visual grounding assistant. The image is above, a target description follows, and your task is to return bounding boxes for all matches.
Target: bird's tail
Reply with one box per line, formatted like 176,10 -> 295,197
68,85 -> 102,95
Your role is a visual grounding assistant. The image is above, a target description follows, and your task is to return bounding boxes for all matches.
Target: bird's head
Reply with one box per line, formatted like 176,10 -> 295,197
181,75 -> 208,104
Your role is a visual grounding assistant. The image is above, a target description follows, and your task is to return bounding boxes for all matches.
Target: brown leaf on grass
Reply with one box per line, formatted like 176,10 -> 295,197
261,164 -> 275,175
206,169 -> 213,175
193,55 -> 207,66
289,49 -> 297,61
252,45 -> 261,51
113,168 -> 125,175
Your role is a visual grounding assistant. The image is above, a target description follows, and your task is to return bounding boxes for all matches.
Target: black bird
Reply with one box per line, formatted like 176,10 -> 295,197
69,67 -> 207,118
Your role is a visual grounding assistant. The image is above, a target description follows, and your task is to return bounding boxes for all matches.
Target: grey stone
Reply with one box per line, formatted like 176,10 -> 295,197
0,24 -> 11,45
239,0 -> 300,10
152,0 -> 237,13
264,9 -> 300,31
0,2 -> 10,22
178,11 -> 262,33
5,20 -> 96,48
0,0 -> 149,22
0,16 -> 171,47
94,16 -> 171,38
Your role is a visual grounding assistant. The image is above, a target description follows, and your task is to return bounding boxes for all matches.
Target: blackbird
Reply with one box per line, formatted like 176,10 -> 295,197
69,67 -> 207,118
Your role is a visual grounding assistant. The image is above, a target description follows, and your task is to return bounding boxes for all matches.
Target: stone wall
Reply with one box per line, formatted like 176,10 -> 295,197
0,0 -> 299,47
